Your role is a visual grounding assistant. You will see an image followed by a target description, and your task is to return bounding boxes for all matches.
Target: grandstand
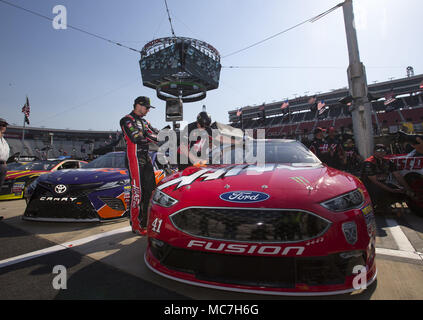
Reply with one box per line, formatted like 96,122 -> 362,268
5,74 -> 423,161
228,73 -> 423,140
4,126 -> 121,160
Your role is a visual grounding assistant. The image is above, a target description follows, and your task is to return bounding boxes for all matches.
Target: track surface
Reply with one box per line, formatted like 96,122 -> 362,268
1,200 -> 423,300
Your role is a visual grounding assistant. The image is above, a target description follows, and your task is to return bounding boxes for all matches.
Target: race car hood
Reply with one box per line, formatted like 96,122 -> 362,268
6,170 -> 49,180
157,164 -> 361,207
37,168 -> 129,185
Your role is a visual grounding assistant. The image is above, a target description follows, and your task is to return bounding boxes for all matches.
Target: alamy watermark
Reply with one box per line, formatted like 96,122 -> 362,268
52,5 -> 67,30
52,265 -> 67,290
156,128 -> 266,167
352,265 -> 368,291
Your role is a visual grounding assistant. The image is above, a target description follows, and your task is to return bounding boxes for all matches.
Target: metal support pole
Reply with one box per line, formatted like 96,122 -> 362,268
21,116 -> 26,157
342,0 -> 374,159
49,133 -> 54,159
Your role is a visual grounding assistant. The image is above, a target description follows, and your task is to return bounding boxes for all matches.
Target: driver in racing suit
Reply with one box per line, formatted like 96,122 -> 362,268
120,96 -> 159,235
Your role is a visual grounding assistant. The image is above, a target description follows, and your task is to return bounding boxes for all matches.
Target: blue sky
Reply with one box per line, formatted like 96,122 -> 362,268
0,0 -> 422,131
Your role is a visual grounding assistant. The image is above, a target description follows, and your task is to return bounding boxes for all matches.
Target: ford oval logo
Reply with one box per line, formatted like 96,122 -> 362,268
219,191 -> 270,203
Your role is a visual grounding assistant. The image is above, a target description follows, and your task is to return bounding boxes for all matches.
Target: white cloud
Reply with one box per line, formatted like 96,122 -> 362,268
380,7 -> 388,39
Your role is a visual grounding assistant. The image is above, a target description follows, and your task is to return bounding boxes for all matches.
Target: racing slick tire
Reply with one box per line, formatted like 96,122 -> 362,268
23,177 -> 38,204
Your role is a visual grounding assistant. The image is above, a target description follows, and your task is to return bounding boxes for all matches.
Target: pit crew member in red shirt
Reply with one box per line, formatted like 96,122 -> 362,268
361,144 -> 415,213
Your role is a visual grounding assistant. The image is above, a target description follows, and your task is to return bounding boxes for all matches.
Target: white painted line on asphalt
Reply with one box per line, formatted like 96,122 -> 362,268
385,218 -> 416,252
0,245 -> 68,269
376,248 -> 423,261
0,226 -> 132,269
61,226 -> 132,248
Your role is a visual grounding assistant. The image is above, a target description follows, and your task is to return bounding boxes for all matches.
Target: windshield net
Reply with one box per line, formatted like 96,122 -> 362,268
83,153 -> 126,169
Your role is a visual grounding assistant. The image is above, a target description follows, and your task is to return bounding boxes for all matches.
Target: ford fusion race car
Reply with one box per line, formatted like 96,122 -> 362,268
23,152 -> 170,222
145,139 -> 377,295
0,159 -> 86,200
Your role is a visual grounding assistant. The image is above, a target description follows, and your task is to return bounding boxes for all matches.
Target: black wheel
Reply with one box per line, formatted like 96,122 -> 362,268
23,177 -> 37,203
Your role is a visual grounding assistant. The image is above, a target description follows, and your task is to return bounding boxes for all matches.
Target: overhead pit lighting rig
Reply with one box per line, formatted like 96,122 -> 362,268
139,37 -> 221,123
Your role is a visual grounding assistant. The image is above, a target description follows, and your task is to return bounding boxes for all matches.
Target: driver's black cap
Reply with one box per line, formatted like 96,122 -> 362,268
197,111 -> 212,127
374,144 -> 387,152
134,96 -> 155,108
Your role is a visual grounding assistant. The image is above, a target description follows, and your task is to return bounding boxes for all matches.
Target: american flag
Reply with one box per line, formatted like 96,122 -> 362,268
384,92 -> 396,106
317,100 -> 326,115
281,100 -> 289,110
21,96 -> 30,125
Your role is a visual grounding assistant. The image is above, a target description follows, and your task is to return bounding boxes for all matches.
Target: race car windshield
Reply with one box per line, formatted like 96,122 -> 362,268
262,140 -> 320,164
13,160 -> 61,171
82,152 -> 126,169
6,162 -> 28,170
224,140 -> 320,164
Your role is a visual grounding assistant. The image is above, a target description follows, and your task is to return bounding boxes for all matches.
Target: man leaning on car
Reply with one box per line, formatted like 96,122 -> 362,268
360,144 -> 416,213
120,96 -> 159,236
409,136 -> 423,156
0,118 -> 10,221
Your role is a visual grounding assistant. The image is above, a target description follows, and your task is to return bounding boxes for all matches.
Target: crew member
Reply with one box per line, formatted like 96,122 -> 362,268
178,111 -> 213,170
0,118 -> 10,222
342,138 -> 363,174
120,96 -> 159,235
408,136 -> 423,156
325,127 -> 345,169
309,127 -> 331,165
361,144 -> 415,213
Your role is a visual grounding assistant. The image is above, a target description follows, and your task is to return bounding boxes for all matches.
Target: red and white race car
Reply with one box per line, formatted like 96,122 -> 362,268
386,149 -> 423,214
145,139 -> 377,296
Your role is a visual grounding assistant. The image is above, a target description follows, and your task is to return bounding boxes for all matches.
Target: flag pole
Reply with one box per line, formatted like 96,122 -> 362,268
21,95 -> 28,157
21,112 -> 26,157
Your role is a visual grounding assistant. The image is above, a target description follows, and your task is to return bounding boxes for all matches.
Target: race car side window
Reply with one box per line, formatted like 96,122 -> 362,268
59,161 -> 80,170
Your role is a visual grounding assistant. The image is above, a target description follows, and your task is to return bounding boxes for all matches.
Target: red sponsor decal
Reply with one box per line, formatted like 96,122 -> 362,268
393,157 -> 423,170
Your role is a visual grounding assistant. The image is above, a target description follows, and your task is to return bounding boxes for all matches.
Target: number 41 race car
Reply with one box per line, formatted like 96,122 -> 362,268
145,139 -> 377,296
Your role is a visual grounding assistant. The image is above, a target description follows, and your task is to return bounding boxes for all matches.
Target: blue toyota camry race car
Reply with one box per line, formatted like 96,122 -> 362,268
23,151 -> 168,222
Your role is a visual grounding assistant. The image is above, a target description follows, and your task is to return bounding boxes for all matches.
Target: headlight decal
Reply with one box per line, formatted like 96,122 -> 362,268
96,179 -> 130,190
152,189 -> 178,207
320,189 -> 364,212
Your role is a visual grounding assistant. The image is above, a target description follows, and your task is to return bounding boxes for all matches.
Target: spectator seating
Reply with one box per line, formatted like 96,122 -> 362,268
377,110 -> 403,128
304,111 -> 316,121
328,105 -> 342,118
315,119 -> 334,130
297,121 -> 315,134
401,107 -> 423,123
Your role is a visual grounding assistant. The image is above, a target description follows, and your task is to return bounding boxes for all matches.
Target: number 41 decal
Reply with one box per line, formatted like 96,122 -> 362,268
151,218 -> 163,233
